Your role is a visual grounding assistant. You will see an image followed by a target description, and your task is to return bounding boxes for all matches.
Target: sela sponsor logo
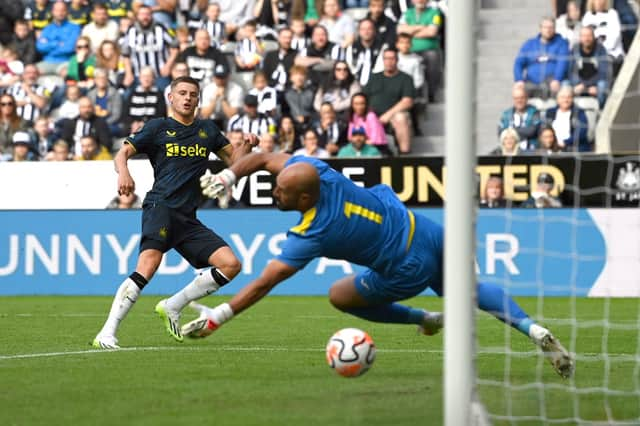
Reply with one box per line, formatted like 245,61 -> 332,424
165,143 -> 208,157
614,161 -> 640,202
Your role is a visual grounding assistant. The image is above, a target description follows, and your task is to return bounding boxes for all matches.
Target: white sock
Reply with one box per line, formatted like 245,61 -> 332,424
165,269 -> 227,312
98,278 -> 141,337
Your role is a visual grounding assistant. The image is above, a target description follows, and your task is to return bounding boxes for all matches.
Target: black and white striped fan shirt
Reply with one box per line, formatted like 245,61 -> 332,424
227,112 -> 276,136
121,23 -> 178,76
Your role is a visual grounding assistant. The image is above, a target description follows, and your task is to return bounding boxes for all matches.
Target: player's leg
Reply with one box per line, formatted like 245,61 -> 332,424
93,249 -> 161,349
475,282 -> 574,378
156,220 -> 240,341
328,274 -> 442,334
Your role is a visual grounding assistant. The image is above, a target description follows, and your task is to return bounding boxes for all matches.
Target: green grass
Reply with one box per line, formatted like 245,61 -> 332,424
0,296 -> 639,425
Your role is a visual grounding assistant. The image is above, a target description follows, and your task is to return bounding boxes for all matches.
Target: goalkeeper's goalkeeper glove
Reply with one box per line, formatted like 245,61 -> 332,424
200,168 -> 236,208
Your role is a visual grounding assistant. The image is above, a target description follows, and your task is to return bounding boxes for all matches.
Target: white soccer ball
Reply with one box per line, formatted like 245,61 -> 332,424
325,328 -> 376,378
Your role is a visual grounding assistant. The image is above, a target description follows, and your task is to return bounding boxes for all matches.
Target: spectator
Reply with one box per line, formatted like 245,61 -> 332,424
52,84 -> 81,120
24,0 -> 52,38
199,3 -> 226,48
60,96 -> 112,155
36,1 -> 81,75
0,94 -> 30,157
252,0 -> 280,39
102,0 -> 132,23
479,175 -> 507,208
345,18 -> 386,87
318,0 -> 355,48
64,35 -> 97,89
347,92 -> 390,156
582,0 -> 625,75
260,27 -> 296,96
521,172 -> 563,208
568,26 -> 610,107
293,127 -> 330,158
284,64 -> 316,129
67,0 -> 91,26
491,128 -> 521,156
363,48 -> 414,154
256,132 -> 278,153
0,0 -> 24,45
513,17 -> 570,99
200,63 -> 244,129
248,70 -> 278,116
396,31 -> 425,135
289,17 -> 309,53
44,138 -> 72,160
32,115 -> 55,159
96,40 -> 126,89
314,101 -> 346,156
87,68 -> 124,137
337,126 -> 382,158
75,134 -> 113,161
218,0 -> 256,39
81,3 -> 120,51
234,20 -> 265,79
397,0 -> 443,102
367,0 -> 397,47
313,60 -> 361,120
277,115 -> 300,153
9,131 -> 37,161
227,93 -> 277,136
295,24 -> 345,87
123,66 -> 166,133
555,0 -> 583,49
545,85 -> 590,151
537,125 -> 563,154
5,64 -> 51,123
177,29 -> 229,85
121,5 -> 179,91
10,20 -> 38,65
498,85 -> 542,152
106,192 -> 142,209
0,47 -> 23,90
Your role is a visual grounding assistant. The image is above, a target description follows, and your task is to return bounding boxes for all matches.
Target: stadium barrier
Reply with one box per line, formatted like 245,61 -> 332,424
0,208 -> 636,297
1,156 -> 639,210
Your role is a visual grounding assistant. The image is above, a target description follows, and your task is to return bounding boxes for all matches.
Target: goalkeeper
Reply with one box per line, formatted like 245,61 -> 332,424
192,152 -> 574,378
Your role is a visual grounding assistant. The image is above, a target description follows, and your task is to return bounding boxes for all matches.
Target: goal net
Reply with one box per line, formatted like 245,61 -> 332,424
446,1 -> 640,424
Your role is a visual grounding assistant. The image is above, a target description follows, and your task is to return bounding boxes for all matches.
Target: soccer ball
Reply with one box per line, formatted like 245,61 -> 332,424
325,328 -> 376,378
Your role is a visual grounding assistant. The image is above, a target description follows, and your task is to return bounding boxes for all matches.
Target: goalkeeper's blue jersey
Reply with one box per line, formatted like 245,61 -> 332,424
125,117 -> 229,211
277,156 -> 439,276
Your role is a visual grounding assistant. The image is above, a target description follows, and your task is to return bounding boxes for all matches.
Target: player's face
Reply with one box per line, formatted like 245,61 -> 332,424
170,82 -> 199,118
272,178 -> 298,211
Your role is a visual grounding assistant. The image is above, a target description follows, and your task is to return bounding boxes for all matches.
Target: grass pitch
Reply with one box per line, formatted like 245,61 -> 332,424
0,296 -> 638,426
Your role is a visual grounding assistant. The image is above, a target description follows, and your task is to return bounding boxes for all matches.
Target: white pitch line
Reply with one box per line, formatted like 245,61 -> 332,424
0,346 -> 636,362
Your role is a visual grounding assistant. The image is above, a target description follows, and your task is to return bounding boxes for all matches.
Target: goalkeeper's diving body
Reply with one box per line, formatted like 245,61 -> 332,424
190,152 -> 575,378
92,76 -> 258,349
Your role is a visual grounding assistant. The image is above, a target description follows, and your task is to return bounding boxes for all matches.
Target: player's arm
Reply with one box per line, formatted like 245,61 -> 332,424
215,133 -> 260,166
114,142 -> 138,196
201,152 -> 291,200
189,260 -> 298,332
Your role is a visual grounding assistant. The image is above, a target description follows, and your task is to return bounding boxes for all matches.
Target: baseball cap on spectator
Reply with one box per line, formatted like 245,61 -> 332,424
244,94 -> 259,107
214,64 -> 229,78
537,172 -> 554,186
351,126 -> 367,137
12,131 -> 31,145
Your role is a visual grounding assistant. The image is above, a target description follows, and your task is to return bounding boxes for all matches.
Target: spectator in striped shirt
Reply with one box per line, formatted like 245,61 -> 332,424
201,2 -> 227,48
59,96 -> 112,155
295,24 -> 345,88
227,93 -> 277,137
234,20 -> 265,74
345,18 -> 386,87
121,5 -> 179,91
248,70 -> 278,116
5,64 -> 51,124
289,17 -> 309,53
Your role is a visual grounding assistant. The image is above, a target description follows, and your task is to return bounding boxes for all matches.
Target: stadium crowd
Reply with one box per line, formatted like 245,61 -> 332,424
0,0 -> 637,162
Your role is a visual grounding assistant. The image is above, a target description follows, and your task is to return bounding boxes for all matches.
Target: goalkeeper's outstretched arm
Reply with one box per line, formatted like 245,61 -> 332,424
228,152 -> 292,178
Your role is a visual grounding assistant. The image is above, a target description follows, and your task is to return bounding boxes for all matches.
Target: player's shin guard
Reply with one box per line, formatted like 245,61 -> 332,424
165,267 -> 229,312
477,282 -> 533,336
97,273 -> 146,337
343,303 -> 426,324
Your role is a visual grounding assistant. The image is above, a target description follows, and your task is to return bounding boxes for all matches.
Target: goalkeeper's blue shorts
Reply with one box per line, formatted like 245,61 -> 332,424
140,202 -> 228,268
353,213 -> 444,304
